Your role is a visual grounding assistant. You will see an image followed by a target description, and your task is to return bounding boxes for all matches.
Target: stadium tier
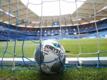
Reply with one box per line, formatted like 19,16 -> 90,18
0,19 -> 107,40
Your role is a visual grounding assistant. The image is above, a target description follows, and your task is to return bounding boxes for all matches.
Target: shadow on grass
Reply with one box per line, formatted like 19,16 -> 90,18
37,72 -> 65,80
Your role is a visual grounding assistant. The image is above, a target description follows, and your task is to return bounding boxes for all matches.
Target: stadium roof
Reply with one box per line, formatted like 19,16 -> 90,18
0,0 -> 39,25
0,0 -> 107,27
21,0 -> 86,16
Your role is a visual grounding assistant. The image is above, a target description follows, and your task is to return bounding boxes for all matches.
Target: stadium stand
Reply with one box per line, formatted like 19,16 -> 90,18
0,18 -> 107,40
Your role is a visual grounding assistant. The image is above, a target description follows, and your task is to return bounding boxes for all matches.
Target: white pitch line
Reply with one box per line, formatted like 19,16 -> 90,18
0,57 -> 107,65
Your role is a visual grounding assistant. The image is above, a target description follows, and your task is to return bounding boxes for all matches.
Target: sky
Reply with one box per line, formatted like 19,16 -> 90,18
21,0 -> 86,16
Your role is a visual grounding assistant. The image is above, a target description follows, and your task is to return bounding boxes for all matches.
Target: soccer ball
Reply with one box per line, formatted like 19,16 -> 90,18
35,39 -> 65,74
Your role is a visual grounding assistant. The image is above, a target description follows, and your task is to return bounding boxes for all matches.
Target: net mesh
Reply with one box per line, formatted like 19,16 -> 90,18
0,0 -> 107,70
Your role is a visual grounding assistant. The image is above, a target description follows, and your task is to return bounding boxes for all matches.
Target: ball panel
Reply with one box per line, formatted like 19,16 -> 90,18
51,62 -> 63,73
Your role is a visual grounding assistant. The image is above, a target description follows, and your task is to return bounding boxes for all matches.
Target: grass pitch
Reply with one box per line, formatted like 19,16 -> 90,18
0,38 -> 107,80
0,68 -> 107,80
0,38 -> 107,57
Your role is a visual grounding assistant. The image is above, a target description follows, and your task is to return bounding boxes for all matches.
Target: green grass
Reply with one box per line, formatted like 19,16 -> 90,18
0,68 -> 107,80
0,41 -> 36,57
60,38 -> 107,57
0,38 -> 107,57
